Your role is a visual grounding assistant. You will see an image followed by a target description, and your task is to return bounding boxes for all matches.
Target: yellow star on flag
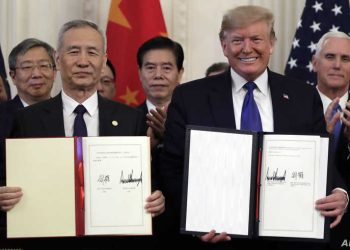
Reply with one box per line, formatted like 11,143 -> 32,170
119,87 -> 139,106
108,0 -> 131,29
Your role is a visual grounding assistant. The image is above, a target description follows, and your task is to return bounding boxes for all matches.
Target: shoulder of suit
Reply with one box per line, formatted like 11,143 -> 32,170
0,96 -> 21,110
13,97 -> 58,119
177,71 -> 229,91
100,98 -> 142,114
268,70 -> 315,91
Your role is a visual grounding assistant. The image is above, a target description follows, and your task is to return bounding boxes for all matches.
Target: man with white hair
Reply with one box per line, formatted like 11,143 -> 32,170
312,30 -> 350,204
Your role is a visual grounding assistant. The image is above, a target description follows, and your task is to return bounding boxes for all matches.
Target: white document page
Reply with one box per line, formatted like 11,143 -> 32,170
185,130 -> 254,235
6,138 -> 76,238
83,136 -> 152,235
258,134 -> 327,238
314,138 -> 329,238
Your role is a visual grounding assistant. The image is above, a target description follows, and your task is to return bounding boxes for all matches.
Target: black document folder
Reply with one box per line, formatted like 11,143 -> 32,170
180,125 -> 332,242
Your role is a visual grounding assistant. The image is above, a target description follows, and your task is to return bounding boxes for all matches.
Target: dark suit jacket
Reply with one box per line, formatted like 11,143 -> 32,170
0,95 -> 24,137
138,101 -> 148,116
5,94 -> 151,249
11,93 -> 146,137
0,95 -> 24,184
0,96 -> 24,231
137,101 -> 165,238
159,70 -> 338,249
138,101 -> 149,134
337,90 -> 350,189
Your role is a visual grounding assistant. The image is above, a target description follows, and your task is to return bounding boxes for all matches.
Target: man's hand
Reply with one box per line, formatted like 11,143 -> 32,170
0,186 -> 23,211
146,107 -> 167,140
315,189 -> 348,228
146,106 -> 167,149
145,190 -> 165,217
200,230 -> 231,243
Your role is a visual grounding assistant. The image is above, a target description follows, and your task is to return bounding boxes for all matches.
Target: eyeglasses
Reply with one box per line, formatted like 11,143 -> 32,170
100,77 -> 115,86
15,63 -> 54,74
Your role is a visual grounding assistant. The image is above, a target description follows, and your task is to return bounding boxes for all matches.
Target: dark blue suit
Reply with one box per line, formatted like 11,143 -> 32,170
159,69 -> 341,249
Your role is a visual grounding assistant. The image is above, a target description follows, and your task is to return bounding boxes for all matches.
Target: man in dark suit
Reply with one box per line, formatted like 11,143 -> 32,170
0,38 -> 56,185
0,20 -> 164,249
136,36 -> 184,249
137,36 -> 184,148
159,5 -> 348,249
0,39 -> 56,237
312,31 -> 350,182
311,31 -> 350,250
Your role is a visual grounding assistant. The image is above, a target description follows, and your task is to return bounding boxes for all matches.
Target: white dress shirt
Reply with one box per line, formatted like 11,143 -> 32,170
146,99 -> 157,112
317,87 -> 349,118
231,68 -> 274,132
19,97 -> 29,108
62,90 -> 99,136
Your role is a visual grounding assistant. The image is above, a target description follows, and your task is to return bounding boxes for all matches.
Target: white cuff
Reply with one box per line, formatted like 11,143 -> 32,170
333,188 -> 349,210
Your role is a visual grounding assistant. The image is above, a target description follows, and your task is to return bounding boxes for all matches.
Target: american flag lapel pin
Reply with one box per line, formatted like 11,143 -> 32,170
283,93 -> 289,100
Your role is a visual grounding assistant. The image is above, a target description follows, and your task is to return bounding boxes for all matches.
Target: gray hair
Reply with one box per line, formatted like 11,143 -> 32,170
9,38 -> 55,71
314,31 -> 350,58
57,19 -> 106,52
205,62 -> 229,76
219,5 -> 275,41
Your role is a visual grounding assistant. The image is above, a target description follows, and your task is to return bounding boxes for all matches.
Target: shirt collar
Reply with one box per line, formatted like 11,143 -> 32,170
316,86 -> 349,113
61,90 -> 98,116
230,68 -> 269,96
146,99 -> 157,112
18,97 -> 29,107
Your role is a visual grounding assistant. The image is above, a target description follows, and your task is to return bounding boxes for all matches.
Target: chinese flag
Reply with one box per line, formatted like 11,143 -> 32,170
106,0 -> 167,106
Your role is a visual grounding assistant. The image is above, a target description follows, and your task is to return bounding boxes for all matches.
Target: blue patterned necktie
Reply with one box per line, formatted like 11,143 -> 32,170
240,82 -> 262,132
73,104 -> 88,137
331,104 -> 342,147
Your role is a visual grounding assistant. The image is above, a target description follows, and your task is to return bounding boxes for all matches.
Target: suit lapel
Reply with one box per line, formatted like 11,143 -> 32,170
11,95 -> 24,111
98,96 -> 123,136
41,94 -> 65,136
137,102 -> 149,134
99,97 -> 112,135
268,71 -> 291,132
137,102 -> 148,116
208,71 -> 236,129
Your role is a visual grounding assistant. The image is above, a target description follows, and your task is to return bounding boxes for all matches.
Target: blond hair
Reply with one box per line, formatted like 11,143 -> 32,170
219,5 -> 275,41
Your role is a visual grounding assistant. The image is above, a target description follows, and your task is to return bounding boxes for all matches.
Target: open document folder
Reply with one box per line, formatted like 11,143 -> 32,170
6,136 -> 152,238
181,126 -> 332,242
